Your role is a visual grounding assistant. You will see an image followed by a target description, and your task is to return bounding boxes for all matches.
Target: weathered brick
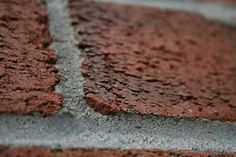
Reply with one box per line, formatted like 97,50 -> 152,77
0,0 -> 62,116
70,0 -> 236,121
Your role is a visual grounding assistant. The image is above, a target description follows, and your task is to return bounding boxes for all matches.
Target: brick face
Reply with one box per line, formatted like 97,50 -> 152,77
0,146 -> 235,157
70,0 -> 236,121
0,0 -> 62,116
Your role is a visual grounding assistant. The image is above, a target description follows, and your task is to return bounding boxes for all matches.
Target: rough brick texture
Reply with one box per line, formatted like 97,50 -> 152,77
0,146 -> 235,157
0,0 -> 62,116
69,0 -> 236,121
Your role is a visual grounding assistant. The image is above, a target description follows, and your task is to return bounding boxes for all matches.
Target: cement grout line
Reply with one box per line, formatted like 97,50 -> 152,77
0,0 -> 235,152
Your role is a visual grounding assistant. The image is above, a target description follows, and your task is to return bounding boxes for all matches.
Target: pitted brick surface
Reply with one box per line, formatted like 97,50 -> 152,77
0,0 -> 62,116
0,146 -> 235,157
70,0 -> 236,121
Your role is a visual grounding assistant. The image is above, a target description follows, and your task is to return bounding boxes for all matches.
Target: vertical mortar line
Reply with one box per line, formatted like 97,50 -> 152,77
45,0 -> 102,118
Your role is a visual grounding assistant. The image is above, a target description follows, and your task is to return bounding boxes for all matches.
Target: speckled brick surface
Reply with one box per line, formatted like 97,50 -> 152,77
69,0 -> 236,121
0,146 -> 235,157
0,0 -> 62,116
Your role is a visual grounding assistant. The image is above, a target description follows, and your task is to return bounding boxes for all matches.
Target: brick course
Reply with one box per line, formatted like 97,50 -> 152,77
0,146 -> 235,157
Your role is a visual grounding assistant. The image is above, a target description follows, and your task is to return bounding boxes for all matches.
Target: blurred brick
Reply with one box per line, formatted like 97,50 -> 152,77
0,146 -> 235,157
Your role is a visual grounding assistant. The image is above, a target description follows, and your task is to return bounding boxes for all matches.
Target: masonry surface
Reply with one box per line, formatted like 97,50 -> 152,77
70,0 -> 236,121
0,0 -> 62,116
0,0 -> 236,156
0,146 -> 235,157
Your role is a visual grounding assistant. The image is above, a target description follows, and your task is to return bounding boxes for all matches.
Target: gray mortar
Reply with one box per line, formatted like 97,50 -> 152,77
0,0 -> 236,152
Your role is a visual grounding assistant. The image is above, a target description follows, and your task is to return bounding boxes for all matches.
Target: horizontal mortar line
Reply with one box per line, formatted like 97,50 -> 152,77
0,0 -> 235,152
0,114 -> 236,151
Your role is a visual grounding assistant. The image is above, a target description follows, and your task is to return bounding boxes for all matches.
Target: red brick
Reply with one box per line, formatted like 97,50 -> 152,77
69,0 -> 236,121
0,146 -> 235,157
0,0 -> 62,116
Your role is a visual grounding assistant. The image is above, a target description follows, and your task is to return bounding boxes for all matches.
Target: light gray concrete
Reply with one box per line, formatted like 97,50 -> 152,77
0,0 -> 235,152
